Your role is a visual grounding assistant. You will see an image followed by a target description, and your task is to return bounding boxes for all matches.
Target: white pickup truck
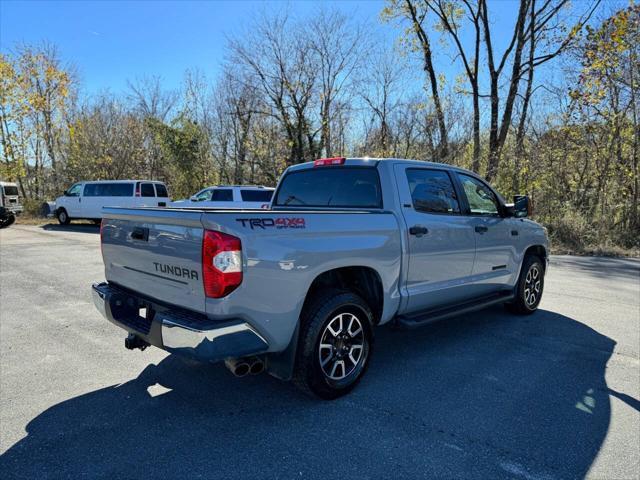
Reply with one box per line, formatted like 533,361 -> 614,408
92,158 -> 548,399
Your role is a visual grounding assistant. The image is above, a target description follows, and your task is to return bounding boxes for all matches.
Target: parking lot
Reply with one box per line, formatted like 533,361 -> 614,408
1,223 -> 638,479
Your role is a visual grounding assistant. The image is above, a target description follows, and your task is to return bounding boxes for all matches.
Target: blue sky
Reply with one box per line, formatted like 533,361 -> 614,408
1,0 -> 603,99
1,1 -> 392,95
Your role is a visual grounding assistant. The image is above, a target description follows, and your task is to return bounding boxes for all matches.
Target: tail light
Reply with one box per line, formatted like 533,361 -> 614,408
202,230 -> 242,298
314,157 -> 346,167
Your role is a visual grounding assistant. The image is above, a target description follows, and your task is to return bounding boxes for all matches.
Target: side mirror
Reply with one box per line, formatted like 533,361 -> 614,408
504,195 -> 531,218
190,195 -> 198,202
63,190 -> 68,196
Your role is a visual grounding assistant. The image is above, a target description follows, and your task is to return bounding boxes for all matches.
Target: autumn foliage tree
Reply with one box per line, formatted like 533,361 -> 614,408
0,5 -> 637,251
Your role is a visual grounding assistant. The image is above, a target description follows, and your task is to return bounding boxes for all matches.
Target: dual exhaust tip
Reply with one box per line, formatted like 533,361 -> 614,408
225,356 -> 265,377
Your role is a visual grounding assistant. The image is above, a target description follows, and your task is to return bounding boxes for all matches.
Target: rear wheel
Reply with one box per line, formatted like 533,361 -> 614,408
57,208 -> 70,225
293,289 -> 373,400
507,255 -> 545,315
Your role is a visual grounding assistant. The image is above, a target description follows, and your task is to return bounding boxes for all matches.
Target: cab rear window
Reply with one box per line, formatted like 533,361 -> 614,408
274,167 -> 382,208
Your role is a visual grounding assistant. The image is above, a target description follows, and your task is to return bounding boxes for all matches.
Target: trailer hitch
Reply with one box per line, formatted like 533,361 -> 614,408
125,333 -> 149,351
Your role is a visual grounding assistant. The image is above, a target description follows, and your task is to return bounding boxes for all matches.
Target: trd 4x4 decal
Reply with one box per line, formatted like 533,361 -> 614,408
236,217 -> 306,230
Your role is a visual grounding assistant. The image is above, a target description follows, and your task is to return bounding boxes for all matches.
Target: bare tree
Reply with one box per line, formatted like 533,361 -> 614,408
127,75 -> 178,121
402,0 -> 449,160
358,48 -> 407,156
422,0 -> 482,170
229,12 -> 318,165
309,9 -> 365,157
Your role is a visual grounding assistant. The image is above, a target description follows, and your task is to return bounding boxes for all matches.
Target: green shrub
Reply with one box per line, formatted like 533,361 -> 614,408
544,208 -> 596,251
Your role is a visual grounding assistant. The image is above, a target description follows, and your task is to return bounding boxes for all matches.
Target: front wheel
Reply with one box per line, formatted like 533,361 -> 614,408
293,289 -> 373,400
507,255 -> 545,315
0,214 -> 15,229
57,208 -> 70,225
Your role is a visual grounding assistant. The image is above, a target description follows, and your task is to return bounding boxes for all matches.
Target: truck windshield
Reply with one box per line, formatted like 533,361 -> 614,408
274,167 -> 381,208
3,186 -> 19,196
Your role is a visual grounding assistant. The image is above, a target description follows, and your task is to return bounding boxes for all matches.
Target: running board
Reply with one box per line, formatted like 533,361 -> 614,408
395,291 -> 514,329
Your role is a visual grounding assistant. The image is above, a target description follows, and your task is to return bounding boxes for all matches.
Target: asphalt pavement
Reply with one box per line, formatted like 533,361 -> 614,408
1,224 -> 638,479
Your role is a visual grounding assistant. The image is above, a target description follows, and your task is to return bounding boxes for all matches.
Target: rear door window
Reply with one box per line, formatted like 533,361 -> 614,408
406,169 -> 460,214
240,190 -> 273,202
210,189 -> 233,202
155,183 -> 169,197
140,183 -> 156,197
274,167 -> 382,208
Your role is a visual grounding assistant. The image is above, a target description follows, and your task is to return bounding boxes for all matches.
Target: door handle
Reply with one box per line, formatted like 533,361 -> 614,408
131,227 -> 149,241
474,225 -> 488,234
409,225 -> 429,236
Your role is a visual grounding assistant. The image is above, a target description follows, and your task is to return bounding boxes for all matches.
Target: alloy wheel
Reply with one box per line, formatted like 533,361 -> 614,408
318,312 -> 366,381
524,264 -> 542,307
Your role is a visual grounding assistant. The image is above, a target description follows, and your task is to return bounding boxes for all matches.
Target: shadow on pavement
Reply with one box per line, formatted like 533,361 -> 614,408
551,255 -> 640,281
0,307 -> 616,479
40,223 -> 100,234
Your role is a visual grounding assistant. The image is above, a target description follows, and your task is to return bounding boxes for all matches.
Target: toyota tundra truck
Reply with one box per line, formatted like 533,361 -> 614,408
92,158 -> 548,399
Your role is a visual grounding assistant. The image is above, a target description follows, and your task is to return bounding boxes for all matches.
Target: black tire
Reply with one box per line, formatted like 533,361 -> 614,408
0,214 -> 15,229
57,208 -> 70,225
506,255 -> 545,315
293,289 -> 374,400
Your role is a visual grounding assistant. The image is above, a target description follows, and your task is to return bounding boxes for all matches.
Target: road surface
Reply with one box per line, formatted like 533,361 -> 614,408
1,224 -> 638,479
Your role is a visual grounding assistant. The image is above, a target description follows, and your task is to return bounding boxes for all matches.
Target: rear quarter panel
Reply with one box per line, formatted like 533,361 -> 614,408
201,211 -> 403,351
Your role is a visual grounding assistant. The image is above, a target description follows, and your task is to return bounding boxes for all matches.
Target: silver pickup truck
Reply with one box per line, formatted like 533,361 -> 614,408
92,158 -> 548,399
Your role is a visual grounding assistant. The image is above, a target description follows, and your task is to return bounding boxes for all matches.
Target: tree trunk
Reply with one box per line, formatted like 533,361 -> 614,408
405,0 -> 448,160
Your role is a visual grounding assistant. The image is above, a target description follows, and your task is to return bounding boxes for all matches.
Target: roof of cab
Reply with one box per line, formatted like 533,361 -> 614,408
287,157 -> 478,176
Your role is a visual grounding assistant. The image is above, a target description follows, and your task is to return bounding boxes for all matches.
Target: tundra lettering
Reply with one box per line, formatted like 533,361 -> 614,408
94,158 -> 548,400
153,262 -> 198,280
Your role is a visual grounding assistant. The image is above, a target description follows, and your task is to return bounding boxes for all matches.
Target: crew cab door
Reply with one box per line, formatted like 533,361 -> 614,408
394,164 -> 477,313
454,173 -> 517,293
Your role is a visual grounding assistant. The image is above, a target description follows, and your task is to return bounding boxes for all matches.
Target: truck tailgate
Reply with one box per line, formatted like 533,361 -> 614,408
101,208 -> 206,313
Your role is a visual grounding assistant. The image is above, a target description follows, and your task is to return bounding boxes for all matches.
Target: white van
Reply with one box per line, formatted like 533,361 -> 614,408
55,180 -> 170,224
171,185 -> 274,209
0,181 -> 23,214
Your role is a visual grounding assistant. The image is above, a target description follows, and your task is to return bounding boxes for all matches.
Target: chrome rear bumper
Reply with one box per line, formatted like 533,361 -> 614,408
92,282 -> 268,362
